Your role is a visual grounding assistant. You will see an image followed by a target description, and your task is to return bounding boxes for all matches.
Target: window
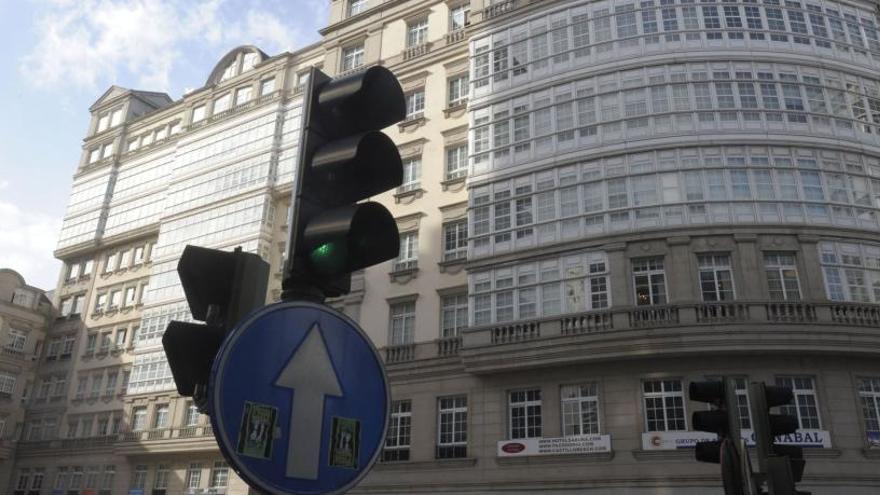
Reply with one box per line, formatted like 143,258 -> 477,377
0,373 -> 16,394
95,293 -> 107,312
341,44 -> 364,72
62,336 -> 75,358
633,257 -> 667,305
185,402 -> 200,426
7,328 -> 26,352
185,463 -> 202,489
85,333 -> 97,355
101,466 -> 115,492
407,18 -> 428,47
643,379 -> 686,431
235,85 -> 252,106
389,301 -> 415,345
764,252 -> 801,301
400,157 -> 421,193
192,105 -> 206,123
261,77 -> 276,96
394,231 -> 418,272
347,0 -> 367,17
449,3 -> 469,31
448,74 -> 469,107
210,461 -> 228,488
858,377 -> 880,441
437,396 -> 467,458
698,254 -> 735,301
153,404 -> 170,428
131,465 -> 147,489
154,464 -> 169,491
213,93 -> 231,114
108,290 -> 121,309
90,373 -> 102,397
509,389 -> 542,439
561,383 -> 600,436
88,147 -> 101,164
440,293 -> 468,338
445,144 -> 468,180
133,246 -> 145,265
124,287 -> 136,306
132,407 -> 147,431
775,376 -> 821,429
405,89 -> 425,120
442,221 -> 467,262
819,241 -> 880,303
115,328 -> 127,348
97,113 -> 110,132
105,372 -> 117,395
383,400 -> 411,461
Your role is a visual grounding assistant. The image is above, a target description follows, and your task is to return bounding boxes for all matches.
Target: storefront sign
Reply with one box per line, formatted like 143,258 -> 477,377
642,429 -> 832,450
642,431 -> 717,450
740,429 -> 832,448
497,434 -> 611,457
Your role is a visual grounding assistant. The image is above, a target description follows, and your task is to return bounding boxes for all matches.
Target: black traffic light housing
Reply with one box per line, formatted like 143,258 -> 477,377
163,245 -> 269,406
283,66 -> 406,301
749,382 -> 810,495
689,379 -> 746,495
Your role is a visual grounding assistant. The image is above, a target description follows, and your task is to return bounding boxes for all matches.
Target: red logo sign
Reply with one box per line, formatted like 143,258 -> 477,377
501,442 -> 526,453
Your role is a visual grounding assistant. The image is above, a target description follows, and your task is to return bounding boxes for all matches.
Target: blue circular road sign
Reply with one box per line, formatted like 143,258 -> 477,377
209,301 -> 390,495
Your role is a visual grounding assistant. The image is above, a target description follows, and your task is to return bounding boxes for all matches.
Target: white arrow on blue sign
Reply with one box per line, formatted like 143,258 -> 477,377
209,301 -> 390,495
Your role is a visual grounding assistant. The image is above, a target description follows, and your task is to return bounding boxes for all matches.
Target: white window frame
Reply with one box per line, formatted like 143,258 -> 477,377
764,252 -> 802,301
449,3 -> 469,31
697,253 -> 736,301
210,461 -> 228,488
642,379 -> 687,432
388,301 -> 416,345
394,231 -> 419,272
775,376 -> 822,430
632,257 -> 668,306
561,383 -> 601,436
405,89 -> 425,120
437,396 -> 468,458
442,220 -> 468,262
347,0 -> 367,17
858,377 -> 880,439
383,400 -> 411,461
406,18 -> 429,47
508,389 -> 542,439
448,74 -> 469,108
440,292 -> 468,338
341,44 -> 365,72
400,156 -> 421,193
445,144 -> 468,180
185,463 -> 202,490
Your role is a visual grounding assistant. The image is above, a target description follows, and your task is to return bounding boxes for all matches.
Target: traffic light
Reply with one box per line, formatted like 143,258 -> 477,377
689,378 -> 746,495
163,245 -> 269,404
749,382 -> 810,495
282,66 -> 406,301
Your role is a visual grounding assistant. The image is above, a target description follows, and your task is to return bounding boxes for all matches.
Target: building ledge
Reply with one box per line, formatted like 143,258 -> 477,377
440,176 -> 466,192
495,451 -> 614,465
374,457 -> 477,471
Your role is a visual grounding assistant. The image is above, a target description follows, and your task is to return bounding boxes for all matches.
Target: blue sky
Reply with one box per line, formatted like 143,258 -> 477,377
0,0 -> 326,290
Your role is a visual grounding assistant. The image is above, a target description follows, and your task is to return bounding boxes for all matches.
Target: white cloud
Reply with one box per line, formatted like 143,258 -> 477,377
0,201 -> 62,291
20,0 -> 318,93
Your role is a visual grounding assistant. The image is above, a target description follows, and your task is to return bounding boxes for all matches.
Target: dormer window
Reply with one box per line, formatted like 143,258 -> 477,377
192,105 -> 206,123
88,148 -> 101,164
97,114 -> 110,133
214,93 -> 231,114
235,86 -> 252,106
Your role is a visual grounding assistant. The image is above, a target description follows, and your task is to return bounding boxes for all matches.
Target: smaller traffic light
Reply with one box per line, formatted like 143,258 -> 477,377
749,382 -> 810,495
690,379 -> 746,495
282,65 -> 406,301
163,245 -> 269,405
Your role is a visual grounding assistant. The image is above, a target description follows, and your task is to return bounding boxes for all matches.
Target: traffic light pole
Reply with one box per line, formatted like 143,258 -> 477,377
282,66 -> 329,304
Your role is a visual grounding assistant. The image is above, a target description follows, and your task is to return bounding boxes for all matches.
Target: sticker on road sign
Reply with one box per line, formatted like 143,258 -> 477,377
237,401 -> 278,459
210,301 -> 390,495
329,417 -> 360,469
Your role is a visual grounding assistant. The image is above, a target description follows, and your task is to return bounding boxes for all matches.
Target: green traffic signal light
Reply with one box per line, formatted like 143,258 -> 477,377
309,241 -> 348,275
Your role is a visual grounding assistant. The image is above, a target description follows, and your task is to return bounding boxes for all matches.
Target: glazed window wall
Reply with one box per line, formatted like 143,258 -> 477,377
103,193 -> 166,238
469,251 -> 609,326
127,351 -> 175,394
164,153 -> 273,215
819,240 -> 880,303
470,62 -> 880,176
468,146 -> 880,259
113,154 -> 172,201
57,210 -> 102,249
64,170 -> 112,216
471,0 -> 880,98
135,303 -> 191,349
274,101 -> 304,186
174,113 -> 278,174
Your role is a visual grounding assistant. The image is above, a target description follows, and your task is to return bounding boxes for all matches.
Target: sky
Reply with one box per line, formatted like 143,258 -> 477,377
0,0 -> 327,291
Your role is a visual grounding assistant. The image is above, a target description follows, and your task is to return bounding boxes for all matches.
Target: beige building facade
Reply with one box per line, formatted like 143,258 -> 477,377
7,0 -> 880,494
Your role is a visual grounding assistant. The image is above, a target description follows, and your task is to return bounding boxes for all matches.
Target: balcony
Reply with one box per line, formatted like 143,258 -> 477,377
455,301 -> 880,374
115,425 -> 218,455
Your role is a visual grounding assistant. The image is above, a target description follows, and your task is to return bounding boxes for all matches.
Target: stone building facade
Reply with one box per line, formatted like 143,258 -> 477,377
7,0 -> 880,494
